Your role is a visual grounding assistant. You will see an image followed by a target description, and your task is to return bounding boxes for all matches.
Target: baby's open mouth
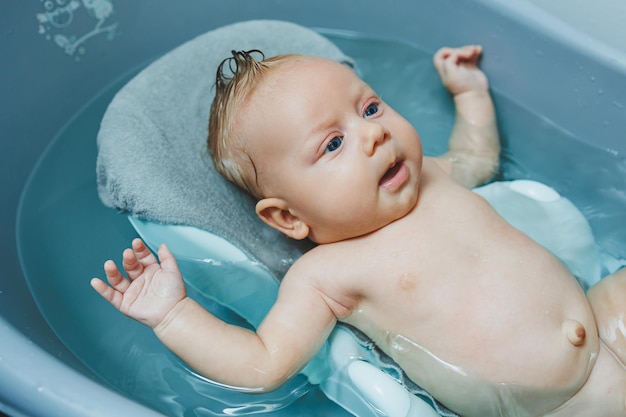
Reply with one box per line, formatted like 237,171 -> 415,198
379,160 -> 407,188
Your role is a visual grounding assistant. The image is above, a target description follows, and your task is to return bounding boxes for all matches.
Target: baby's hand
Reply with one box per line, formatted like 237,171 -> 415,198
434,45 -> 489,96
91,238 -> 186,329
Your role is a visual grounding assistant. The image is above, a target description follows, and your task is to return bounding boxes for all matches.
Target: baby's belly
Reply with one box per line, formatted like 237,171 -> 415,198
345,305 -> 598,417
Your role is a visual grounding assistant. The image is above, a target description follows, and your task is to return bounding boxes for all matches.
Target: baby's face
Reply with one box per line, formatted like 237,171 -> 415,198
239,57 -> 424,243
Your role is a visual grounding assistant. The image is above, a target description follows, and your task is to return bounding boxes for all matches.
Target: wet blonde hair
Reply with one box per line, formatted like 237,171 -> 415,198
208,50 -> 296,199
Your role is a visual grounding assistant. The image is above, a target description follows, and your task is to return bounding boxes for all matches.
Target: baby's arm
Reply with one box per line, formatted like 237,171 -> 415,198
433,45 -> 500,188
91,239 -> 336,391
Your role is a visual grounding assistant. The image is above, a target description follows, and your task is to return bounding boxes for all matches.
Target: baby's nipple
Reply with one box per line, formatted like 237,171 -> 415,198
562,319 -> 586,346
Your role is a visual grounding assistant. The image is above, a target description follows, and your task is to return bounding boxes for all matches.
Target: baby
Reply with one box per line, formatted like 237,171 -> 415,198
92,46 -> 626,416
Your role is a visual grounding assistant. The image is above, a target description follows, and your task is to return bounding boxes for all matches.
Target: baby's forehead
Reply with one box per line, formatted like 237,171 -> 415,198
281,54 -> 358,78
256,55 -> 366,99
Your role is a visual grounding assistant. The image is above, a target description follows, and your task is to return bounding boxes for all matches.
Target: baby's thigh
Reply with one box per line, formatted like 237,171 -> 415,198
551,342 -> 626,417
587,268 -> 626,366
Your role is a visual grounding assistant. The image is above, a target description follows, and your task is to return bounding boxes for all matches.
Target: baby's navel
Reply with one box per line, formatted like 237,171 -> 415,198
562,319 -> 586,346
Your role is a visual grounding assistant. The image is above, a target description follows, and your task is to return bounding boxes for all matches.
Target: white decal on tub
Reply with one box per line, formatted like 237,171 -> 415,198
36,0 -> 117,60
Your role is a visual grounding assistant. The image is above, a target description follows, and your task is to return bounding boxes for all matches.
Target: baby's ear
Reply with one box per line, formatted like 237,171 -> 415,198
255,198 -> 310,240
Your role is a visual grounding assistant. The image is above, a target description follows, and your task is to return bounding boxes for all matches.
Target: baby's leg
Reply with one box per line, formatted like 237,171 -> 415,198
548,341 -> 626,417
587,268 -> 626,366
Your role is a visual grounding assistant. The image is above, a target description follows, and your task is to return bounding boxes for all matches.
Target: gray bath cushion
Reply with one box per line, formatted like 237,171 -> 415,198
96,20 -> 354,278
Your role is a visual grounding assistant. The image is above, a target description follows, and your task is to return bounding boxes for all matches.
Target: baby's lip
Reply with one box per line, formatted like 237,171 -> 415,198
379,160 -> 408,189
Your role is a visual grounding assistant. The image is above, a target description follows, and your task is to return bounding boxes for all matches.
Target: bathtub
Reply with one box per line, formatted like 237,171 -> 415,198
1,1 -> 625,416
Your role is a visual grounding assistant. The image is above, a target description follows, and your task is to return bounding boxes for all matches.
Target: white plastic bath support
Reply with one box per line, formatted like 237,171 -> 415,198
508,179 -> 561,202
322,326 -> 439,417
348,361 -> 439,417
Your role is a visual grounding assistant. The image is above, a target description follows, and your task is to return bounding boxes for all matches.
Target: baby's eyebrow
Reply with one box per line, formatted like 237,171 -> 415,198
302,119 -> 334,158
307,117 -> 335,138
359,83 -> 381,104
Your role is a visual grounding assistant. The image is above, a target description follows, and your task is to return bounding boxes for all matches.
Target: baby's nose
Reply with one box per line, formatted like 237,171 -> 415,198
362,122 -> 390,156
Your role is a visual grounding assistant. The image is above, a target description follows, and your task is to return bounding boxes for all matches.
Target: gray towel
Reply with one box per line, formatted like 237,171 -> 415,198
97,20 -> 354,279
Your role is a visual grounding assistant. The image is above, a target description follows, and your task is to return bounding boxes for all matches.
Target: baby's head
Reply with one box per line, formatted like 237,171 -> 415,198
208,50 -> 295,199
208,50 -> 423,244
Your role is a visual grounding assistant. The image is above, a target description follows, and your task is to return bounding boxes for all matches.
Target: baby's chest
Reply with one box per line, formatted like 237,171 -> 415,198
343,234 -> 482,302
344,241 -> 562,340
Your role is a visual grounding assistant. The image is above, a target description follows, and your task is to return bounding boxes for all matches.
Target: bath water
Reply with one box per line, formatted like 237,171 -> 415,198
17,30 -> 626,417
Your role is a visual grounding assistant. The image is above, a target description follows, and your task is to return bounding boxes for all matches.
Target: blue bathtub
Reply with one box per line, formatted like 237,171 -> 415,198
1,1 -> 625,416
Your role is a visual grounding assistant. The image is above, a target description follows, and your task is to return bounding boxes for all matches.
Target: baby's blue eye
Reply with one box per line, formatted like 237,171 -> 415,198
325,136 -> 343,153
364,103 -> 379,118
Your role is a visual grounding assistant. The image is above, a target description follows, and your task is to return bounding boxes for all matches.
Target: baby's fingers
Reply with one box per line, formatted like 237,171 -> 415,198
90,277 -> 124,309
103,259 -> 131,292
157,243 -> 180,275
455,45 -> 482,62
433,47 -> 454,73
434,45 -> 482,71
123,239 -> 157,280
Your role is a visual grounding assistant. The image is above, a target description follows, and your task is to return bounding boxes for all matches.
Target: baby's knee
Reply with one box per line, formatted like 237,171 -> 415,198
587,268 -> 626,327
589,268 -> 626,301
587,268 -> 626,363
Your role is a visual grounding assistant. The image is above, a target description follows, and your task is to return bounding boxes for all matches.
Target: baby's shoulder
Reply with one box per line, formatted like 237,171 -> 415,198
295,240 -> 358,270
287,239 -> 371,284
284,242 -> 366,316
